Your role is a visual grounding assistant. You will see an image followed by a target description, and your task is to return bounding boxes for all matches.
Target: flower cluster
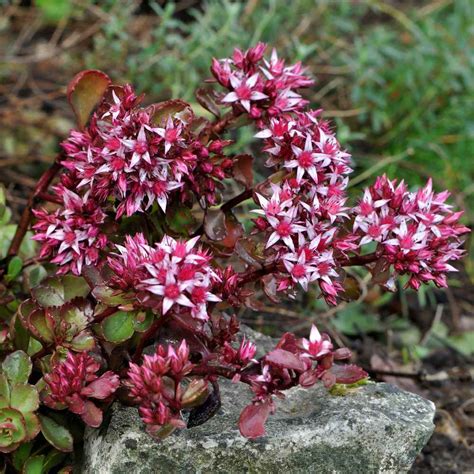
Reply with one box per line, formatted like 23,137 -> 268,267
44,352 -> 119,427
108,233 -> 221,319
61,87 -> 233,216
126,340 -> 208,438
32,186 -> 107,275
354,175 -> 470,289
250,112 -> 354,305
212,42 -> 313,118
33,86 -> 234,274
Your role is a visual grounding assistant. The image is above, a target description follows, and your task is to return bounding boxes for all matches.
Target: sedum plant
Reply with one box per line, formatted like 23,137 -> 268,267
0,43 -> 469,468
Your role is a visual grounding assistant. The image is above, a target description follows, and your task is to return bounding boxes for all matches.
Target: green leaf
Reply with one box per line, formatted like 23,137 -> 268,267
39,414 -> 73,452
2,351 -> 32,385
22,413 -> 40,440
92,285 -> 128,306
12,442 -> 32,471
67,70 -> 111,129
6,256 -> 23,282
102,311 -> 135,343
42,450 -> 66,472
22,455 -> 44,474
0,375 -> 9,400
133,311 -> 154,333
10,385 -> 39,413
31,276 -> 89,307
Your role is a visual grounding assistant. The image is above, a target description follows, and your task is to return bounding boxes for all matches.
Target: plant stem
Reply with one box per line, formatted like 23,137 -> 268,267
7,157 -> 63,257
132,317 -> 165,363
238,261 -> 279,285
340,252 -> 378,267
211,111 -> 241,135
220,189 -> 253,213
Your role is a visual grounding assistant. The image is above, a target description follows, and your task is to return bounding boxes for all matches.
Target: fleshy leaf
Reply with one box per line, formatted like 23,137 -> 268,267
92,285 -> 128,306
149,99 -> 194,126
22,454 -> 44,474
39,414 -> 73,452
195,87 -> 221,117
330,364 -> 368,384
12,441 -> 32,471
204,209 -> 227,241
80,371 -> 119,399
31,276 -> 89,307
181,379 -> 209,408
233,154 -> 254,188
81,400 -> 103,428
238,401 -> 272,439
67,70 -> 111,129
2,350 -> 32,385
10,384 -> 39,413
101,311 -> 135,343
265,349 -> 305,371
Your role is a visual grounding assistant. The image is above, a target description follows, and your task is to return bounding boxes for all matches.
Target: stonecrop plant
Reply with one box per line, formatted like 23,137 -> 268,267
0,43 -> 469,468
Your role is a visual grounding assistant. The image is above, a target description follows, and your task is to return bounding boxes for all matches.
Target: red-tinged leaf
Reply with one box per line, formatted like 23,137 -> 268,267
82,266 -> 104,288
187,385 -> 221,428
235,239 -> 264,267
265,349 -> 305,371
81,372 -> 119,399
67,70 -> 111,129
195,87 -> 221,117
149,99 -> 194,126
330,364 -> 368,384
340,274 -> 362,301
80,401 -> 103,428
219,213 -> 244,249
275,332 -> 299,352
321,370 -> 336,389
233,154 -> 254,188
299,370 -> 319,388
239,401 -> 272,439
262,274 -> 280,304
254,170 -> 288,196
204,209 -> 227,241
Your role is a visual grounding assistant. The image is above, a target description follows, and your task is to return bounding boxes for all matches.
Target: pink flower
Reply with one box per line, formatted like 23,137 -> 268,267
44,352 -> 119,427
126,341 -> 200,437
301,325 -> 333,358
108,234 -> 220,319
354,176 -> 470,289
222,74 -> 268,112
32,187 -> 107,275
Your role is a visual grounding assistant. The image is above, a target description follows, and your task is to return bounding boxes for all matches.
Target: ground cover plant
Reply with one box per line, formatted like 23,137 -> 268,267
0,43 -> 470,471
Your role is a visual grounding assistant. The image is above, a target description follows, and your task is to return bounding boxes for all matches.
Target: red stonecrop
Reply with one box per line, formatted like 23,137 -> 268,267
44,352 -> 119,427
12,43 -> 467,444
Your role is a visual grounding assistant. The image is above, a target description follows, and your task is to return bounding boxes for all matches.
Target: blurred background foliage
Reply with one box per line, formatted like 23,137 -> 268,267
0,1 -> 473,468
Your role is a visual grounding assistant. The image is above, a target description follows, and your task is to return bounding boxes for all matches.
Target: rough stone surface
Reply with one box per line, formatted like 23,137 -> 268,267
81,329 -> 435,474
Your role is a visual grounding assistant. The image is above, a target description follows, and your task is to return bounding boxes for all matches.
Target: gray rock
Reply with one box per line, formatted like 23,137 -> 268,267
81,330 -> 435,474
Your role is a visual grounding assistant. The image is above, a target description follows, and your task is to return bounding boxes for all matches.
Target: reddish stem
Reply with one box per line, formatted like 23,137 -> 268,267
94,306 -> 119,324
339,252 -> 378,267
132,317 -> 165,363
7,157 -> 63,257
211,111 -> 241,135
238,261 -> 279,285
220,189 -> 253,213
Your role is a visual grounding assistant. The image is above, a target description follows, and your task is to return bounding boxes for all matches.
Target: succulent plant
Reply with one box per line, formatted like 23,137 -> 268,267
0,351 -> 40,453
